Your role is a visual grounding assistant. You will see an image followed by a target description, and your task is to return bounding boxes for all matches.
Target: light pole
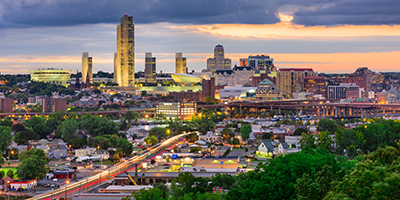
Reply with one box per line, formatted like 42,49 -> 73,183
247,158 -> 251,167
65,179 -> 70,200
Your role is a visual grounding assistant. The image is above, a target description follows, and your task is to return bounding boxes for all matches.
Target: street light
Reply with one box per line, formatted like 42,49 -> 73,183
247,158 -> 251,167
65,179 -> 70,200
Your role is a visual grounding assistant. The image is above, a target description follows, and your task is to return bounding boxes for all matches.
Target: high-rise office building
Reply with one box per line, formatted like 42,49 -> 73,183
145,52 -> 156,83
82,52 -> 93,83
175,52 -> 187,74
114,14 -> 135,87
276,68 -> 315,96
304,76 -> 327,97
207,44 -> 231,76
349,67 -> 373,92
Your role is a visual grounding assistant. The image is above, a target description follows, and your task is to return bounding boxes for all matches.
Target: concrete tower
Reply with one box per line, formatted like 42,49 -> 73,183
82,52 -> 92,83
145,52 -> 156,83
115,14 -> 135,87
175,52 -> 187,74
207,44 -> 231,76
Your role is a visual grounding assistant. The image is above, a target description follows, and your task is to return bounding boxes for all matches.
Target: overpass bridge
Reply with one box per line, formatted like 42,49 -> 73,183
0,108 -> 156,119
199,100 -> 400,119
27,133 -> 188,200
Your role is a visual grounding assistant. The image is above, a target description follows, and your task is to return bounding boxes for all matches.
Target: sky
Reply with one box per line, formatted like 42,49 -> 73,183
0,0 -> 399,74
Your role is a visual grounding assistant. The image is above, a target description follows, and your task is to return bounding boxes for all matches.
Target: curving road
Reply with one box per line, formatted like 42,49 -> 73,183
27,133 -> 189,200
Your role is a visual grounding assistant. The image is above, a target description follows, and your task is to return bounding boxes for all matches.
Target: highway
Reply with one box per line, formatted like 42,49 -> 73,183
27,133 -> 189,200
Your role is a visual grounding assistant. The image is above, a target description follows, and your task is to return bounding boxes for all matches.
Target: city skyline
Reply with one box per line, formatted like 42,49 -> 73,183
0,0 -> 398,74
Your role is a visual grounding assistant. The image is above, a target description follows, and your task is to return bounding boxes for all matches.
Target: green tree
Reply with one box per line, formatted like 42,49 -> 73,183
144,136 -> 158,146
221,127 -> 234,141
14,130 -> 40,145
11,123 -> 26,133
86,117 -> 118,137
299,132 -> 316,149
240,124 -> 252,141
119,120 -> 128,131
317,119 -> 338,133
0,126 -> 12,152
0,155 -> 4,168
117,139 -> 134,156
149,127 -> 167,141
0,119 -> 13,127
60,120 -> 79,142
153,182 -> 170,199
229,138 -> 240,145
125,111 -> 139,123
33,122 -> 53,139
122,188 -> 164,200
227,149 -> 356,200
262,132 -> 272,139
316,131 -> 333,151
325,146 -> 400,200
0,171 -> 4,179
6,169 -> 14,178
190,147 -> 202,153
293,127 -> 308,136
17,148 -> 50,179
67,138 -> 87,149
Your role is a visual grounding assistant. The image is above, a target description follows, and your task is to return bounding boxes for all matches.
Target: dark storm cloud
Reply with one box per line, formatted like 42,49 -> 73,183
292,0 -> 400,25
0,0 -> 279,27
0,0 -> 398,27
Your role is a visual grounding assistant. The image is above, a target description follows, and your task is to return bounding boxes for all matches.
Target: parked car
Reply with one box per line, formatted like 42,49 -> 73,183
44,184 -> 50,187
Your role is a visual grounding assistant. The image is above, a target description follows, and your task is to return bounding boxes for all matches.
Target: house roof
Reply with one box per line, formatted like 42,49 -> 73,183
279,68 -> 314,72
260,139 -> 274,152
281,142 -> 290,149
215,70 -> 234,75
258,78 -> 275,86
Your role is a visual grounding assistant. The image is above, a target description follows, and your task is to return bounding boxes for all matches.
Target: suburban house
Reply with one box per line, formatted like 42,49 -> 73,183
0,177 -> 14,191
285,136 -> 301,148
275,142 -> 290,155
257,139 -> 275,157
71,161 -> 93,170
199,132 -> 221,144
46,144 -> 68,159
75,148 -> 96,156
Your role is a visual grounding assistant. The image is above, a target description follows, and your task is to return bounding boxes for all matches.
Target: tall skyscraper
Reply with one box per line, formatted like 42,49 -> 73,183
82,52 -> 92,83
114,14 -> 135,87
277,68 -> 315,96
145,52 -> 156,83
175,52 -> 187,74
207,44 -> 231,76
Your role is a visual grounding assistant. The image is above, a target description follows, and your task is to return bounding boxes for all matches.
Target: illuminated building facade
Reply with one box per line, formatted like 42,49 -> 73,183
304,76 -> 326,97
349,67 -> 372,92
207,44 -> 231,76
327,83 -> 360,99
30,68 -> 71,85
156,102 -> 197,120
240,55 -> 274,71
276,68 -> 315,96
175,52 -> 187,74
115,14 -> 135,87
371,72 -> 384,92
255,78 -> 282,101
82,52 -> 93,83
145,52 -> 156,83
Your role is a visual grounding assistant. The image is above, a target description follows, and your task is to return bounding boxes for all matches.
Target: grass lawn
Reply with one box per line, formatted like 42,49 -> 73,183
0,167 -> 18,178
93,161 -> 114,165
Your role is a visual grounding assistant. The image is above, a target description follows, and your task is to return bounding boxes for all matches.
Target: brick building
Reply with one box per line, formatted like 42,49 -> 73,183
0,98 -> 12,112
170,90 -> 204,102
304,76 -> 326,97
202,77 -> 215,98
43,98 -> 67,112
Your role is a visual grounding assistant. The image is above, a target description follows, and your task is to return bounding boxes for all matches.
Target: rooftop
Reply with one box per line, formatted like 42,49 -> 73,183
279,68 -> 314,72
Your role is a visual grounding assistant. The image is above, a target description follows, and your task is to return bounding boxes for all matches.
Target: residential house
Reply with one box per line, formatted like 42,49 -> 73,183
199,132 -> 221,144
275,142 -> 289,155
10,179 -> 37,191
75,148 -> 97,157
257,139 -> 275,156
285,136 -> 301,148
0,177 -> 14,191
46,144 -> 68,159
